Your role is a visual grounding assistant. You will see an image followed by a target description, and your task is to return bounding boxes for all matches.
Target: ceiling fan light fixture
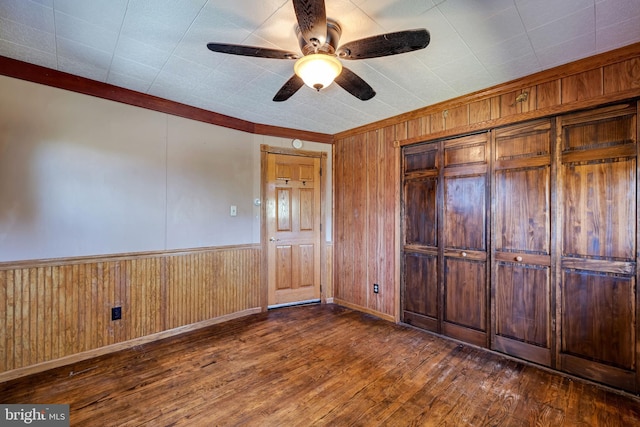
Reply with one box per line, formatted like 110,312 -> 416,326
294,54 -> 342,91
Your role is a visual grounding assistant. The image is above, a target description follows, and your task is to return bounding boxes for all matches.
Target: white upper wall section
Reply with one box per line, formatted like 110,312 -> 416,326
0,75 -> 332,262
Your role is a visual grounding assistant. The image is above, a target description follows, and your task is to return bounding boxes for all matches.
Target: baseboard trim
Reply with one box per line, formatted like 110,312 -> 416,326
0,307 -> 262,383
333,298 -> 395,323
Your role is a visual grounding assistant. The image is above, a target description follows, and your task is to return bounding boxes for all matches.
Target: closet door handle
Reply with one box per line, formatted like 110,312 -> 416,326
515,256 -> 523,262
461,251 -> 467,257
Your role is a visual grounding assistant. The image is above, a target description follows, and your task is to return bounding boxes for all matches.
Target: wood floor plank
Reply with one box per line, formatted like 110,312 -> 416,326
1,304 -> 639,426
346,336 -> 448,424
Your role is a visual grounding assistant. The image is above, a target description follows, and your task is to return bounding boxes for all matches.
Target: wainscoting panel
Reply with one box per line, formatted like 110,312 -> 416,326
0,245 -> 261,375
164,248 -> 261,329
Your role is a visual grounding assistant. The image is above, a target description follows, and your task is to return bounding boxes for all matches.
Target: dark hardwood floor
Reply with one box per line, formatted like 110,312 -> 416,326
1,304 -> 639,426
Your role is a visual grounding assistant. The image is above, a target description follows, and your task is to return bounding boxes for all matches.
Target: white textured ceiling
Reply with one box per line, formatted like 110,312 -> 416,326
1,0 -> 639,135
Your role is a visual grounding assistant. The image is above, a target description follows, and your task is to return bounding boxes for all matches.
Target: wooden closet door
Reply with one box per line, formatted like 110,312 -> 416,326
558,104 -> 638,392
402,143 -> 440,332
442,133 -> 489,347
492,120 -> 553,366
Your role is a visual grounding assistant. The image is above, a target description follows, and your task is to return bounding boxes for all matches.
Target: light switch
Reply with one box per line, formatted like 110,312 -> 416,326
230,205 -> 237,216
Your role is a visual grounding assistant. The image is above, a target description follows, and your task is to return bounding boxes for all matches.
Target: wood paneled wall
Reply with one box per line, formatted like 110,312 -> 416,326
0,245 -> 261,376
333,127 -> 399,321
336,43 -> 640,144
324,242 -> 333,301
333,42 -> 640,320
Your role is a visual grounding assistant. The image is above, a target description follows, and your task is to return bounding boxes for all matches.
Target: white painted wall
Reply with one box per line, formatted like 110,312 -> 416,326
0,75 -> 331,262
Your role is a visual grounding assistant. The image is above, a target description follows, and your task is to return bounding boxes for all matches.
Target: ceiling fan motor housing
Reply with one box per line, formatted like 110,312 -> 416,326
297,19 -> 342,55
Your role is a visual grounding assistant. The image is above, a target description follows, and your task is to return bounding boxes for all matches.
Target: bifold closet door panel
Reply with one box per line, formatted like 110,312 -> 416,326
403,252 -> 438,331
402,142 -> 440,331
492,119 -> 553,367
444,257 -> 486,330
442,133 -> 489,347
443,174 -> 487,333
495,263 -> 550,346
404,177 -> 438,247
443,174 -> 486,250
561,270 -> 635,366
558,104 -> 638,392
560,157 -> 637,391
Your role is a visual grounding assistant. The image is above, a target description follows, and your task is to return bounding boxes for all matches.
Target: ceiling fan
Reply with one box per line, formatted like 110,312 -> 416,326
206,0 -> 430,102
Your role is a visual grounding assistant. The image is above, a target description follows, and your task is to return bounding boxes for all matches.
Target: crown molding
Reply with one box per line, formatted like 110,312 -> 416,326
0,55 -> 333,144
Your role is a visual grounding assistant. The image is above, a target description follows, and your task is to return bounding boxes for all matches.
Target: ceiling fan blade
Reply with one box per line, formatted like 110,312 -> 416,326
273,75 -> 305,102
336,29 -> 430,60
207,43 -> 299,60
292,0 -> 327,45
334,67 -> 376,101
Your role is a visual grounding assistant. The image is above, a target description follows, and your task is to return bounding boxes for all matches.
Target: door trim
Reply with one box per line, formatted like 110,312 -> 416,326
260,144 -> 327,311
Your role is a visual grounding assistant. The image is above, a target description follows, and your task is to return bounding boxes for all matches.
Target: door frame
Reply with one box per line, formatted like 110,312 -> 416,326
260,144 -> 328,311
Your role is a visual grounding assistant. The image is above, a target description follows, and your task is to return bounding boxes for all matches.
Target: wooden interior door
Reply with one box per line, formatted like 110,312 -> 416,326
558,104 -> 637,392
442,133 -> 489,347
492,119 -> 553,366
266,151 -> 322,307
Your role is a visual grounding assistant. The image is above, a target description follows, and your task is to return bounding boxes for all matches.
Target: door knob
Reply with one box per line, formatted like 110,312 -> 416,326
269,237 -> 276,242
461,251 -> 467,257
515,256 -> 523,262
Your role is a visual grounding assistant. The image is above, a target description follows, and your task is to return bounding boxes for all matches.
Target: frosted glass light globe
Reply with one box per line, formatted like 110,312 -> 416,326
294,54 -> 343,91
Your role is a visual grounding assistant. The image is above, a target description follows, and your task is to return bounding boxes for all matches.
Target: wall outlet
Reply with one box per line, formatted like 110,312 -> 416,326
373,283 -> 379,294
111,306 -> 122,321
